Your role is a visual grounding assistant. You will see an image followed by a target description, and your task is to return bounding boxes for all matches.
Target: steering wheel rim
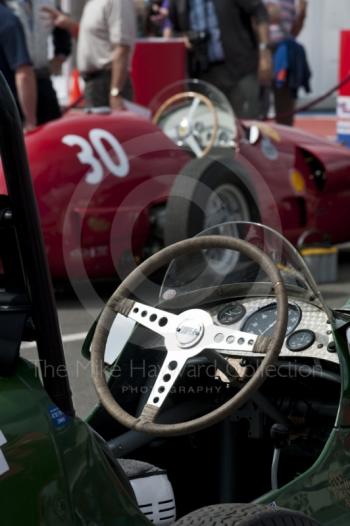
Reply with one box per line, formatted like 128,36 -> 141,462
91,236 -> 288,437
152,91 -> 219,157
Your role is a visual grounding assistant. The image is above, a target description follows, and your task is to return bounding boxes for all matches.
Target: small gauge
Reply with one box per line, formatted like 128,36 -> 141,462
218,302 -> 246,325
287,329 -> 315,352
218,131 -> 229,145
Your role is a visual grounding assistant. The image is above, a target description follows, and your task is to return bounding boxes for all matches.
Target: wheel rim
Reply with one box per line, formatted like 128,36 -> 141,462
203,184 -> 251,275
204,184 -> 251,228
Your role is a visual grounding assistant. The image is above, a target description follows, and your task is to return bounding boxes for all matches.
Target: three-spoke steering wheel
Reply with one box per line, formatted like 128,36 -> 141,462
91,236 -> 288,437
152,91 -> 219,158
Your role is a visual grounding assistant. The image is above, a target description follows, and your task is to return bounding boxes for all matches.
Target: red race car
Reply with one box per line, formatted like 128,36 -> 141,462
0,80 -> 349,282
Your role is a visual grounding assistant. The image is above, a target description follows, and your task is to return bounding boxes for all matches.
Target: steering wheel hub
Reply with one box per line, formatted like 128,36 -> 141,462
178,118 -> 191,138
176,319 -> 204,348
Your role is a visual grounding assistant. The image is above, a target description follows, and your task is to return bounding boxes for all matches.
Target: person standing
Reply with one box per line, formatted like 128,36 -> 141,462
145,0 -> 173,37
264,0 -> 309,125
0,0 -> 37,130
169,0 -> 272,119
40,4 -> 79,37
8,0 -> 71,124
77,0 -> 137,110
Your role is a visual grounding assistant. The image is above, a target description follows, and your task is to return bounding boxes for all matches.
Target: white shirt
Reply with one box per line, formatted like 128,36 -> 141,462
8,0 -> 56,69
77,0 -> 137,74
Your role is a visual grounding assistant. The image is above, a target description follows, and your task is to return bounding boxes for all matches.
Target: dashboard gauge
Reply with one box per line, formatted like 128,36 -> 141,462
218,131 -> 229,145
242,303 -> 301,337
287,329 -> 315,352
218,302 -> 246,325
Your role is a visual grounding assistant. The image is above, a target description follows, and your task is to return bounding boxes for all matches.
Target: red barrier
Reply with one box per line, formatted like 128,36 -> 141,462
132,38 -> 187,108
337,30 -> 350,146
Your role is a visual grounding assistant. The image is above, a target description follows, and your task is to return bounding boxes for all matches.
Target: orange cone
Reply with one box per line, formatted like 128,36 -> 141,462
69,68 -> 82,105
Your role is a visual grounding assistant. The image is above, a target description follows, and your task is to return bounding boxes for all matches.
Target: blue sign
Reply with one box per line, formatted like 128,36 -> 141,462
48,405 -> 69,430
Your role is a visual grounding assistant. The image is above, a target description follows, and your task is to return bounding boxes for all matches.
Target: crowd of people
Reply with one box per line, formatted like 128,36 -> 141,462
0,0 -> 310,130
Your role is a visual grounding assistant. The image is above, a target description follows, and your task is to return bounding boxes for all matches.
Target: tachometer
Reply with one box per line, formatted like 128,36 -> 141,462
286,329 -> 315,352
242,303 -> 301,337
218,302 -> 246,325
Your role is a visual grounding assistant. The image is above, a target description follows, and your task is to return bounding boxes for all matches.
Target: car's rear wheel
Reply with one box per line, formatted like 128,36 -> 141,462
174,503 -> 321,525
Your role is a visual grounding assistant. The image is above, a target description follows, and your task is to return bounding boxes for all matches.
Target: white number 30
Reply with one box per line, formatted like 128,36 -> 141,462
0,431 -> 9,476
62,128 -> 130,185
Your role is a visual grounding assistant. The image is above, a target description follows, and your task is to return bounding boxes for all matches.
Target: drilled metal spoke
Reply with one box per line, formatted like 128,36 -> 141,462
140,352 -> 188,418
126,301 -> 179,337
202,325 -> 258,354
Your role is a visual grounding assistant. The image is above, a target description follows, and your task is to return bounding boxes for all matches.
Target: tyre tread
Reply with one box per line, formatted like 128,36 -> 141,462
174,504 -> 320,526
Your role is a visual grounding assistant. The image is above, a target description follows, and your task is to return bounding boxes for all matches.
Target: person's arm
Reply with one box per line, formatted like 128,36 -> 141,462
238,0 -> 273,86
107,0 -> 136,110
51,26 -> 72,74
255,20 -> 273,85
40,6 -> 79,38
15,65 -> 37,131
168,0 -> 181,33
109,45 -> 130,110
250,2 -> 273,86
3,16 -> 37,129
292,0 -> 307,37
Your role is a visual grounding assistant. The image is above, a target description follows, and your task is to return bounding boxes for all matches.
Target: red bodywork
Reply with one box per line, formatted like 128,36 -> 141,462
1,108 -> 350,280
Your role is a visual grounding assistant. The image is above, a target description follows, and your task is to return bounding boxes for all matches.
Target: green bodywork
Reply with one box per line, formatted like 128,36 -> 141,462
1,318 -> 350,525
0,359 -> 150,526
256,318 -> 350,524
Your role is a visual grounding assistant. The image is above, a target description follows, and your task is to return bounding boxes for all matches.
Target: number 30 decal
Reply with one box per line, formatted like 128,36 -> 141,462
62,128 -> 130,185
0,431 -> 9,476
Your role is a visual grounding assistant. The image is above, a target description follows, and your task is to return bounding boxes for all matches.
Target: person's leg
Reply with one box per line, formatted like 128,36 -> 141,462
260,86 -> 272,120
36,76 -> 61,125
198,63 -> 235,105
230,73 -> 261,119
84,72 -> 111,108
121,76 -> 134,101
85,72 -> 133,108
273,85 -> 295,126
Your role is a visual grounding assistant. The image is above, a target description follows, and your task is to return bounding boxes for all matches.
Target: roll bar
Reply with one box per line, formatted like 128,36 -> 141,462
0,73 -> 74,416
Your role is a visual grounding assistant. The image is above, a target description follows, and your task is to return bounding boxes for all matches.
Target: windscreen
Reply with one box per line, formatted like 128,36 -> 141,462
160,222 -> 328,313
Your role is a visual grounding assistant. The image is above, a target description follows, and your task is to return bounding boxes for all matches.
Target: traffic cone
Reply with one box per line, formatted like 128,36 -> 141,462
69,68 -> 82,105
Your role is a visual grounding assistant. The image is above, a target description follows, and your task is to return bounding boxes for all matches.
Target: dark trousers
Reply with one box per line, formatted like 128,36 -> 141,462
260,84 -> 296,126
84,70 -> 133,108
36,71 -> 61,125
273,84 -> 295,126
198,63 -> 261,119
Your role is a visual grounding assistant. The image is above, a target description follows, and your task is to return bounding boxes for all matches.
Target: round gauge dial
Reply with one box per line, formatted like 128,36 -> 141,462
287,329 -> 315,352
218,302 -> 246,325
242,303 -> 301,337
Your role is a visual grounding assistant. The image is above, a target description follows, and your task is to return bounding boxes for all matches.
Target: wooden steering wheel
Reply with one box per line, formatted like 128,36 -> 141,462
153,91 -> 219,157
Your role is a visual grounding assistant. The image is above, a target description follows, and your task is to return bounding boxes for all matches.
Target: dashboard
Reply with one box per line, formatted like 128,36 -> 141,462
160,105 -> 237,149
209,298 -> 337,364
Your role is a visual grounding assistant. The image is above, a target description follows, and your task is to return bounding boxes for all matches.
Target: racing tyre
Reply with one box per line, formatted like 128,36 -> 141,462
164,158 -> 260,246
174,503 -> 321,526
